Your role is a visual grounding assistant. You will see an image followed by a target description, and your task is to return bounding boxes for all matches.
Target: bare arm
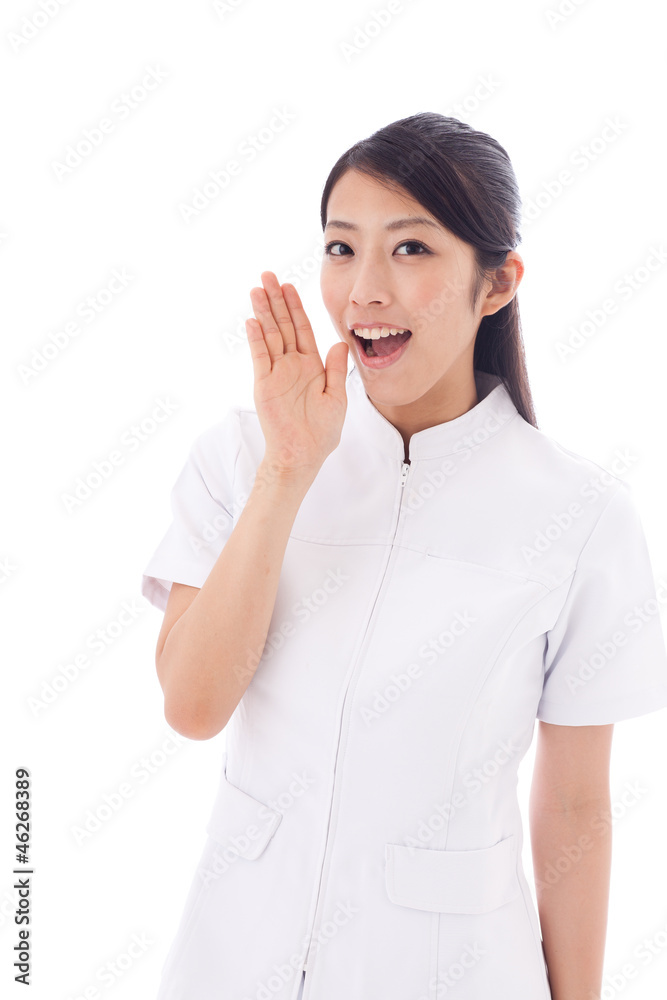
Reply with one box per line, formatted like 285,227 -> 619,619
529,720 -> 614,1000
156,461 -> 313,741
154,270 -> 348,742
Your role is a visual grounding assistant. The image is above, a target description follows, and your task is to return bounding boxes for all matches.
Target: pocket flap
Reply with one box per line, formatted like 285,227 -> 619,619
205,756 -> 282,860
385,834 -> 519,913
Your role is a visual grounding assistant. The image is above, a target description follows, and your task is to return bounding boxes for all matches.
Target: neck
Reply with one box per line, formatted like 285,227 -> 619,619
368,363 -> 480,460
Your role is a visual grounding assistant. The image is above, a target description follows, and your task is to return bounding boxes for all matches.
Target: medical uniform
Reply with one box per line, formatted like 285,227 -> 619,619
142,364 -> 667,1000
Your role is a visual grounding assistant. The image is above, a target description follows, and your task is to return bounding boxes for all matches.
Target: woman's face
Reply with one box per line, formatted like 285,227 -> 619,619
320,168 -> 522,430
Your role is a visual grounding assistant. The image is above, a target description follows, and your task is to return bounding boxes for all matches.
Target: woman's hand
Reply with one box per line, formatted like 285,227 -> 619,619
245,271 -> 349,481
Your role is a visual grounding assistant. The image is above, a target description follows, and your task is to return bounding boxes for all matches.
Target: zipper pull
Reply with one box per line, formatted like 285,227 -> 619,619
400,461 -> 410,487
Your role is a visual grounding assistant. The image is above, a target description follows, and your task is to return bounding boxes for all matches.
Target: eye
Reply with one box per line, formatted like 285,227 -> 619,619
394,241 -> 430,256
323,241 -> 352,257
323,240 -> 431,257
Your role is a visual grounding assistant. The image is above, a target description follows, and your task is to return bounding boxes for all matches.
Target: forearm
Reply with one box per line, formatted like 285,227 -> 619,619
529,795 -> 612,1000
159,459 -> 313,739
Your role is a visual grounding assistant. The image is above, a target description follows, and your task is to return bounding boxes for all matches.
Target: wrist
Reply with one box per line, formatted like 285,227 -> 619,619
253,458 -> 318,496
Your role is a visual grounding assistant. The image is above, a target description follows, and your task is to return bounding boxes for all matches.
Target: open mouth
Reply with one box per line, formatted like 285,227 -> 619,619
355,329 -> 412,358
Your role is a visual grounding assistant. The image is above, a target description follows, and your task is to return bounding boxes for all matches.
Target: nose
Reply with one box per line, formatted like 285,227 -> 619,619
347,255 -> 393,310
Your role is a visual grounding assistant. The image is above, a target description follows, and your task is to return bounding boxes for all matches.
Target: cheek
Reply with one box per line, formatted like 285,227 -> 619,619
406,278 -> 452,336
319,271 -> 342,314
414,277 -> 469,333
437,274 -> 468,312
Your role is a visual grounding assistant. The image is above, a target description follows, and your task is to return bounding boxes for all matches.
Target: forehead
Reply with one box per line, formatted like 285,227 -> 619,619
326,169 -> 443,233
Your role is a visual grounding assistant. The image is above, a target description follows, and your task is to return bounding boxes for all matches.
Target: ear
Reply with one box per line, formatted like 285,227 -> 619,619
479,251 -> 524,319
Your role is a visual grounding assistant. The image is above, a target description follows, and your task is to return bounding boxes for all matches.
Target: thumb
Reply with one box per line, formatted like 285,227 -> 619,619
323,340 -> 350,396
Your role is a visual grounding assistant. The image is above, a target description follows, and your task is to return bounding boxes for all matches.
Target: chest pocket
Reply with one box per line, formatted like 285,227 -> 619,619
384,834 -> 519,913
205,761 -> 283,861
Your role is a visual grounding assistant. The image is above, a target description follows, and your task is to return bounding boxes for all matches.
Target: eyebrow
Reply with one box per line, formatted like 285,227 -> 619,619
324,215 -> 442,233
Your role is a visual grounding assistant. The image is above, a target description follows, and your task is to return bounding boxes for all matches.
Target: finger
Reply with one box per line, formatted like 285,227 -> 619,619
260,271 -> 297,354
244,317 -> 272,382
281,283 -> 320,355
250,286 -> 286,366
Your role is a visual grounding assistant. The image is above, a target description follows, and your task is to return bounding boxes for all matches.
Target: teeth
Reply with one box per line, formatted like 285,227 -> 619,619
352,327 -> 410,340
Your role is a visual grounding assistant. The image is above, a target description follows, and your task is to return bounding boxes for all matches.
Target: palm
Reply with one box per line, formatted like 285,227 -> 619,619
246,272 -> 349,475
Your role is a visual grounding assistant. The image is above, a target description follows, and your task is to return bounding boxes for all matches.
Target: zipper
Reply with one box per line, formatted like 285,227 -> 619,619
300,458 -> 413,989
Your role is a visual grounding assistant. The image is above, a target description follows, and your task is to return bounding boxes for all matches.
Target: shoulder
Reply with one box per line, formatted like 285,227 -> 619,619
191,403 -> 262,461
187,404 -> 265,502
507,413 -> 626,501
493,416 -> 635,588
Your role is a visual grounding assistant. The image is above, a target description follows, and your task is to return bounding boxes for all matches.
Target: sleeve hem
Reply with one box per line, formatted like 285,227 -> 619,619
536,684 -> 667,725
141,567 -> 211,613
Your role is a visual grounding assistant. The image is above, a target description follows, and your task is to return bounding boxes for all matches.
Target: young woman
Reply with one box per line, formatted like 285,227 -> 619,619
142,113 -> 667,1000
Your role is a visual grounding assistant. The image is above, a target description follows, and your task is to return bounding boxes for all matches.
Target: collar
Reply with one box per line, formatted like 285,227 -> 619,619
345,363 -> 519,461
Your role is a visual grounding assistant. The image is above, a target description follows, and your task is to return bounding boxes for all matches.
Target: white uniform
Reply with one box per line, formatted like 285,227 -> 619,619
142,364 -> 667,1000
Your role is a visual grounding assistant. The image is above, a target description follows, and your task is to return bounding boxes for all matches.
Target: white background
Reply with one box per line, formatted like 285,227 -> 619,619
2,0 -> 666,997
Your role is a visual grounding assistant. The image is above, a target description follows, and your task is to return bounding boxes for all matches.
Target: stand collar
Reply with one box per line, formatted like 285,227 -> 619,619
345,363 -> 519,461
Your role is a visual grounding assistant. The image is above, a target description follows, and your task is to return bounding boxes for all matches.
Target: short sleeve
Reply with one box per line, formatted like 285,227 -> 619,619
140,408 -> 242,613
536,480 -> 667,725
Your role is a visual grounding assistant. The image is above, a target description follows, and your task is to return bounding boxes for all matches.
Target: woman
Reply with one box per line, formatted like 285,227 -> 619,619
142,113 -> 667,1000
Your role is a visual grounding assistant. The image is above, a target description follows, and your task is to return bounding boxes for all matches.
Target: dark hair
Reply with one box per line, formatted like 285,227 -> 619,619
319,112 -> 537,428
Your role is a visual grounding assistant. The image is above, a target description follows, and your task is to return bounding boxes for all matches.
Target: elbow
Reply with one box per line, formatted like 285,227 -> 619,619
156,650 -> 231,740
163,694 -> 227,741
